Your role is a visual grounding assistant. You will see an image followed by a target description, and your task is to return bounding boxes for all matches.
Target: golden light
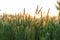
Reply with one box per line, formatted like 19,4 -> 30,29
0,0 -> 58,17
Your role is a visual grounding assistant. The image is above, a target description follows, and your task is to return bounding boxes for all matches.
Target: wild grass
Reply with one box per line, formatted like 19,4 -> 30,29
0,7 -> 60,40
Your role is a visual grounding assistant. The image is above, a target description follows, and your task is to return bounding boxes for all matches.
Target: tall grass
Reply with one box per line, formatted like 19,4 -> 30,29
0,7 -> 60,40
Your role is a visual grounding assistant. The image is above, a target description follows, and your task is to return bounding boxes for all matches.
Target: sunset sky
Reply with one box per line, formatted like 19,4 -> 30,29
0,0 -> 58,16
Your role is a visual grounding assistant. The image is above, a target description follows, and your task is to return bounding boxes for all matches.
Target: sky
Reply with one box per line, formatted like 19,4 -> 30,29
0,0 -> 58,16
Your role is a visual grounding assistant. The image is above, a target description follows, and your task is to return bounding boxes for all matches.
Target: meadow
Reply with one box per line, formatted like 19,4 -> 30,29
0,11 -> 60,40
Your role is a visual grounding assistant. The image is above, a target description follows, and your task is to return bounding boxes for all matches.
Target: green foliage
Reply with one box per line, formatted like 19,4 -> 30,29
0,14 -> 60,40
